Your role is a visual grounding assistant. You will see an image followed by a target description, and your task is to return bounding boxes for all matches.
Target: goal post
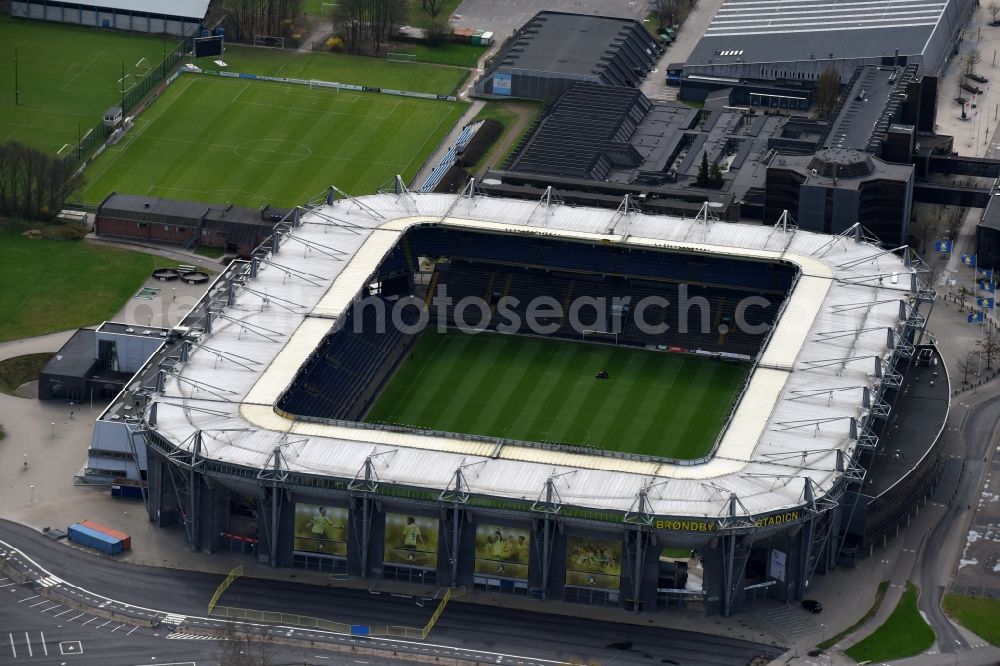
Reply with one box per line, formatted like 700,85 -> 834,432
252,35 -> 285,49
134,57 -> 151,78
117,73 -> 136,93
386,51 -> 418,64
582,329 -> 619,345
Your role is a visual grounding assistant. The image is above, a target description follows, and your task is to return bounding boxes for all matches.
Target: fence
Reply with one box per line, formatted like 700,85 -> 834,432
208,564 -> 244,615
63,37 -> 191,173
208,586 -> 464,640
192,68 -> 458,102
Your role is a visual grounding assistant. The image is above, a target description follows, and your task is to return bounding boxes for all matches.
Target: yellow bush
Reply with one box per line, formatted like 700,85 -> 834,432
326,37 -> 344,51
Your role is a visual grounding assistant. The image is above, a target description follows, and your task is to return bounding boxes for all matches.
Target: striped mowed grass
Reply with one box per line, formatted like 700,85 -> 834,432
365,329 -> 748,459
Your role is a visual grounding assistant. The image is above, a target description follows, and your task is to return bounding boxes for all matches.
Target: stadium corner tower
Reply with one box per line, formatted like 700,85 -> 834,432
93,187 -> 948,616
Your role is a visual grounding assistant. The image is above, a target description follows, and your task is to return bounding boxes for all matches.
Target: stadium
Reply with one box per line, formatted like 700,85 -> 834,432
95,186 -> 947,616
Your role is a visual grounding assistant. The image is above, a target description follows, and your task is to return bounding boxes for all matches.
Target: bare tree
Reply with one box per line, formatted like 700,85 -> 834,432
911,207 -> 940,254
0,141 -> 84,220
226,0 -> 304,42
961,50 -> 982,83
220,621 -> 272,666
814,67 -> 841,118
990,2 -> 1000,24
957,350 -> 978,384
651,0 -> 677,30
333,0 -> 407,52
982,331 -> 1000,370
422,0 -> 448,20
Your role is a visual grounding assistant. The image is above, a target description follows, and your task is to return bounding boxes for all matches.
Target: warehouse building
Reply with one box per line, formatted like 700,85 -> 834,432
679,0 -> 974,103
10,0 -> 209,37
473,11 -> 662,102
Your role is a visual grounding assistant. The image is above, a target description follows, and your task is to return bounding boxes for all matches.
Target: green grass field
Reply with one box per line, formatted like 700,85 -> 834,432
79,75 -> 464,207
0,230 -> 179,342
0,14 -> 176,153
845,583 -> 935,663
194,44 -> 468,96
388,43 -> 485,68
365,330 -> 748,458
944,594 -> 1000,646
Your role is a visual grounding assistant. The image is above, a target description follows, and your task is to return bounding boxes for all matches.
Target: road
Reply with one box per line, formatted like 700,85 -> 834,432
0,519 -> 782,666
916,392 -> 1000,653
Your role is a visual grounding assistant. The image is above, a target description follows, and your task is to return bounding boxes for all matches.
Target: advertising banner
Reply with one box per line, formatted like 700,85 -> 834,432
474,525 -> 530,579
565,536 -> 622,590
293,504 -> 348,556
384,513 -> 439,568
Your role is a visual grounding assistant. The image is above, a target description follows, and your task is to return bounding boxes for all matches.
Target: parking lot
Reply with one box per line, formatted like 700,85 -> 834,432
452,0 -> 646,36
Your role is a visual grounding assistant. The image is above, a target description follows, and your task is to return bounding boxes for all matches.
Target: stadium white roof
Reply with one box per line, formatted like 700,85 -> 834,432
83,0 -> 210,19
153,192 -> 916,520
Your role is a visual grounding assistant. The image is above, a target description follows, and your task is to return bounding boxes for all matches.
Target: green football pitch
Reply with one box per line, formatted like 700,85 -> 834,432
365,330 -> 749,459
0,14 -> 175,153
80,75 -> 465,207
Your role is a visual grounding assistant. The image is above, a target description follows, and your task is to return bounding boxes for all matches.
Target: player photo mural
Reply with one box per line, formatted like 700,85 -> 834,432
565,536 -> 622,590
474,525 -> 531,579
383,513 -> 439,568
293,504 -> 348,556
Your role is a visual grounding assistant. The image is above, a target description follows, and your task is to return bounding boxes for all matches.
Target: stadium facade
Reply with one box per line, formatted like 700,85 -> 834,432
9,0 -> 209,36
88,188 -> 947,616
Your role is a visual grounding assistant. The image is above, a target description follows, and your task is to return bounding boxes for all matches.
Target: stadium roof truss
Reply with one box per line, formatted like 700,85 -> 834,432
145,188 -> 929,527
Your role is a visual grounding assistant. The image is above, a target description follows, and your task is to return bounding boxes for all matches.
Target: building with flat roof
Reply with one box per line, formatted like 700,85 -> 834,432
764,149 -> 915,246
679,0 -> 973,104
96,193 -> 277,256
473,11 -> 662,102
10,0 -> 210,36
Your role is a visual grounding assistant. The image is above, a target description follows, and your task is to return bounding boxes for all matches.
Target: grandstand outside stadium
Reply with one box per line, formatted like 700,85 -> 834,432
89,185 -> 947,616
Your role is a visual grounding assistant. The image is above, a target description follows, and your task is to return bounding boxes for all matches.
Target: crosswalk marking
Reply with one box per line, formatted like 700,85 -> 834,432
167,632 -> 225,640
36,576 -> 62,588
162,613 -> 187,625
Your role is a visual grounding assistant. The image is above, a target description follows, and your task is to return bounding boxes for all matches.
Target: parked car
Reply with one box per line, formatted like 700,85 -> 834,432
801,599 -> 823,614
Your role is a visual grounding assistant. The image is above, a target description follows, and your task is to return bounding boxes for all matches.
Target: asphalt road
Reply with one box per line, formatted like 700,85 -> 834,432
0,519 -> 782,666
917,393 -> 1000,653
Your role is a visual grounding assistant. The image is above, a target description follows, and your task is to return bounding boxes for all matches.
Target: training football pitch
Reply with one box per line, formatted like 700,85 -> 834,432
80,75 -> 465,207
365,330 -> 749,459
0,15 -> 174,153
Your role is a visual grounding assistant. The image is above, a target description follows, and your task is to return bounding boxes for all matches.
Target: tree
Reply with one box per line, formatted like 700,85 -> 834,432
651,0 -> 677,30
696,151 -> 710,187
220,621 -> 272,666
982,331 -> 1000,370
709,162 -> 724,188
961,50 -> 982,83
225,0 -> 304,42
957,350 -> 978,384
422,0 -> 448,20
333,0 -> 408,52
911,207 -> 939,254
990,2 -> 1000,25
814,67 -> 841,118
0,141 -> 84,220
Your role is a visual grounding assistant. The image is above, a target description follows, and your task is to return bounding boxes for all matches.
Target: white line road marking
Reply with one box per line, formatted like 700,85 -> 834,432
24,632 -> 32,657
18,594 -> 39,603
126,626 -> 139,636
98,619 -> 113,628
67,612 -> 85,622
59,640 -> 83,655
29,600 -> 47,608
54,609 -> 73,618
9,633 -> 16,659
111,624 -> 124,633
81,617 -> 97,626
40,631 -> 47,656
40,603 -> 62,613
0,583 -> 14,588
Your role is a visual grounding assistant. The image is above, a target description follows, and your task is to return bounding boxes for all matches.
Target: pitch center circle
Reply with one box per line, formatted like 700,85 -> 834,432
235,139 -> 312,164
